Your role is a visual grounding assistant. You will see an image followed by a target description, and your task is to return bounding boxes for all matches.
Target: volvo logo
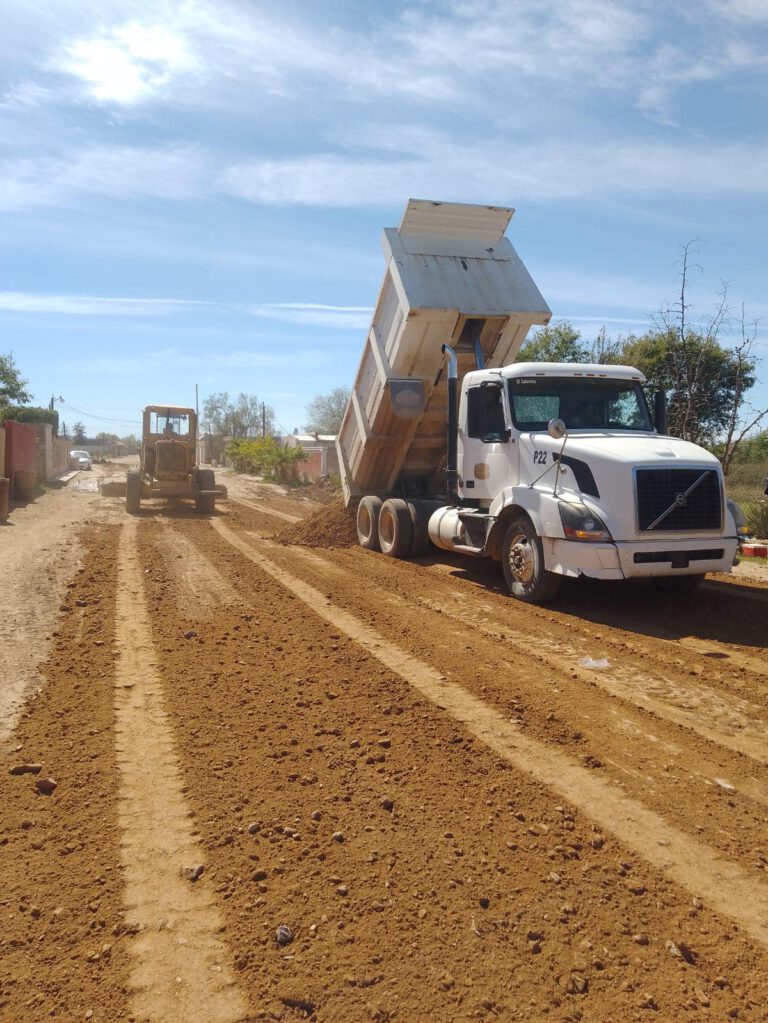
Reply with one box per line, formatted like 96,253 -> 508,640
674,492 -> 687,507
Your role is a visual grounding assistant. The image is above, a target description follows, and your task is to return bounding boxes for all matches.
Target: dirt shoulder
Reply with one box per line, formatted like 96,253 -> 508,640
0,468 -> 124,749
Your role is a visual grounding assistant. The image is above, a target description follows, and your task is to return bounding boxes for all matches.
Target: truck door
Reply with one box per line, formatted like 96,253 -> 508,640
458,381 -> 518,503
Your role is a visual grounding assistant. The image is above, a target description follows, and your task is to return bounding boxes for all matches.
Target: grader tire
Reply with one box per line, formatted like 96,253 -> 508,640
195,468 -> 216,515
126,471 -> 141,515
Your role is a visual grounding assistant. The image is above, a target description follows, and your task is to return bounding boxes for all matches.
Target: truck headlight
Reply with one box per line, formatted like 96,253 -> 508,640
559,501 -> 612,542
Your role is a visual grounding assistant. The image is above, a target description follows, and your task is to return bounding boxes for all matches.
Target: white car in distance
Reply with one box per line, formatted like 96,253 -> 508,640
69,449 -> 92,471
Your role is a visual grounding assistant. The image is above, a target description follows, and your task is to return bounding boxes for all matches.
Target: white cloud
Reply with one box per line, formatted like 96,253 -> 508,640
0,291 -> 372,329
67,347 -> 335,374
3,130 -> 768,217
219,138 -> 768,207
249,303 -> 372,330
7,0 -> 754,123
707,0 -> 768,22
0,291 -> 199,315
0,146 -> 209,211
58,20 -> 197,105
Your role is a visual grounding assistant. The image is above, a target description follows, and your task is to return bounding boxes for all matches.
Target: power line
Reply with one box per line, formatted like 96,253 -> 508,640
60,401 -> 141,428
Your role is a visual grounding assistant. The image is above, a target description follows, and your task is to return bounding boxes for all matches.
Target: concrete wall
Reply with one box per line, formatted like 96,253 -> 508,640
2,422 -> 72,495
52,434 -> 71,478
197,434 -> 228,466
32,425 -> 70,482
3,420 -> 37,497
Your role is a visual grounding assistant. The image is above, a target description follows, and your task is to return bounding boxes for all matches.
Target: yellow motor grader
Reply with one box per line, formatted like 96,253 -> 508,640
126,405 -> 223,514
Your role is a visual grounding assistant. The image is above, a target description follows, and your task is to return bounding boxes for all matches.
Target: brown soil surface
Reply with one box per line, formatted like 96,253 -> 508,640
3,487 -> 768,1022
273,499 -> 358,548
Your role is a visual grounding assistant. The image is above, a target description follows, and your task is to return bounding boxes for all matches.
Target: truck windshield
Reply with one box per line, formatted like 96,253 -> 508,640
508,377 -> 652,432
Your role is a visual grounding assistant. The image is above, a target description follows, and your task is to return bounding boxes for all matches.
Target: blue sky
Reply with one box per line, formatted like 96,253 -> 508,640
1,0 -> 767,438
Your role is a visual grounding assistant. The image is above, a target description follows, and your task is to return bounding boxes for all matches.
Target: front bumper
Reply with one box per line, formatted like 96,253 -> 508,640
544,536 -> 739,580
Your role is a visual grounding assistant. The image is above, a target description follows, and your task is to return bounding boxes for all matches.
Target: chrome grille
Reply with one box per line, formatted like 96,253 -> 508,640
636,468 -> 721,532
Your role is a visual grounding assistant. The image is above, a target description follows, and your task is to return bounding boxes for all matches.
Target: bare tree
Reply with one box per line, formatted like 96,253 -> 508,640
636,242 -> 765,455
203,392 -> 276,437
719,307 -> 768,475
305,386 -> 351,434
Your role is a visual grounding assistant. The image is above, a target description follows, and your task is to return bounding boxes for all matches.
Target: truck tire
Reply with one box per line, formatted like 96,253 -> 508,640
501,514 -> 561,604
378,498 -> 414,558
195,468 -> 216,514
407,499 -> 434,556
357,496 -> 383,551
126,470 -> 141,515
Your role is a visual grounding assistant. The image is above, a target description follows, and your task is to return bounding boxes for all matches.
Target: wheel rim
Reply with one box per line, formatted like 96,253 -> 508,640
359,507 -> 372,539
507,530 -> 535,585
379,510 -> 394,547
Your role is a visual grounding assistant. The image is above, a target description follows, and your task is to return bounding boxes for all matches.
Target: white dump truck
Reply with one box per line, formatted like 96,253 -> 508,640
336,199 -> 743,603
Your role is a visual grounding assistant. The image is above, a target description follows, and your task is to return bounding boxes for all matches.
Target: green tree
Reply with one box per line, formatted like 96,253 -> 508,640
518,321 -> 589,363
305,386 -> 350,434
72,421 -> 86,443
628,244 -> 766,465
620,329 -> 753,448
728,429 -> 768,465
0,352 -> 31,404
203,392 -> 275,437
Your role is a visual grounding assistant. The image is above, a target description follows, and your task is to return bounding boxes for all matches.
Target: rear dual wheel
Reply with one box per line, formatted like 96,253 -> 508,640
356,496 -> 383,550
378,499 -> 413,558
357,496 -> 434,558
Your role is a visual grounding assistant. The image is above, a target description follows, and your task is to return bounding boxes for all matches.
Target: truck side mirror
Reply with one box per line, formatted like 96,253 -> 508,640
547,418 -> 567,440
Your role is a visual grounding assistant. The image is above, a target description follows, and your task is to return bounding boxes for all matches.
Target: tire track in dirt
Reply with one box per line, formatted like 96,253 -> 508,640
234,533 -> 768,821
231,497 -> 302,523
421,560 -> 768,690
211,519 -> 768,952
272,541 -> 768,867
114,521 -> 248,1023
407,593 -> 768,770
155,520 -> 240,612
288,545 -> 768,772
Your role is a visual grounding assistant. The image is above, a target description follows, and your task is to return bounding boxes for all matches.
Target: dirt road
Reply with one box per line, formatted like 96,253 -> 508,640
2,474 -> 768,1022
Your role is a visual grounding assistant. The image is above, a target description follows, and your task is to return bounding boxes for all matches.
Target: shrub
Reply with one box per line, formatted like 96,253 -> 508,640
226,437 -> 307,481
746,501 -> 768,540
0,405 -> 59,431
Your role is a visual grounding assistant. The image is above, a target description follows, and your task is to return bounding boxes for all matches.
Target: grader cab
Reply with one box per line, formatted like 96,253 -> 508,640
126,405 -> 221,514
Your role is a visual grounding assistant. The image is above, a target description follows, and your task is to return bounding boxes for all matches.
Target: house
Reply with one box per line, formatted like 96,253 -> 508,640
284,433 -> 339,480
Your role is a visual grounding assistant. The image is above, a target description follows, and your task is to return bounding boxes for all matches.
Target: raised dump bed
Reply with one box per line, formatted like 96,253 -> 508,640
336,199 -> 551,505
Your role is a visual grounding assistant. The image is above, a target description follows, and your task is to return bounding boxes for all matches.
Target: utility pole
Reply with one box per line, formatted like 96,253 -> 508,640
262,402 -> 266,438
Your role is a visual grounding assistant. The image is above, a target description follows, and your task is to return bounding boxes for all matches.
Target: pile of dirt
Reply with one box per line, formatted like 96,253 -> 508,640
274,497 -> 358,548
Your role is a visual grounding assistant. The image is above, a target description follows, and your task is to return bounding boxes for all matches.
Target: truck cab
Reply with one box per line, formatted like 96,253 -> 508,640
428,362 -> 739,600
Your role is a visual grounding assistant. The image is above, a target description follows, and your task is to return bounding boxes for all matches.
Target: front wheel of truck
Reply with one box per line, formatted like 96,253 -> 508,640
502,514 -> 561,604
